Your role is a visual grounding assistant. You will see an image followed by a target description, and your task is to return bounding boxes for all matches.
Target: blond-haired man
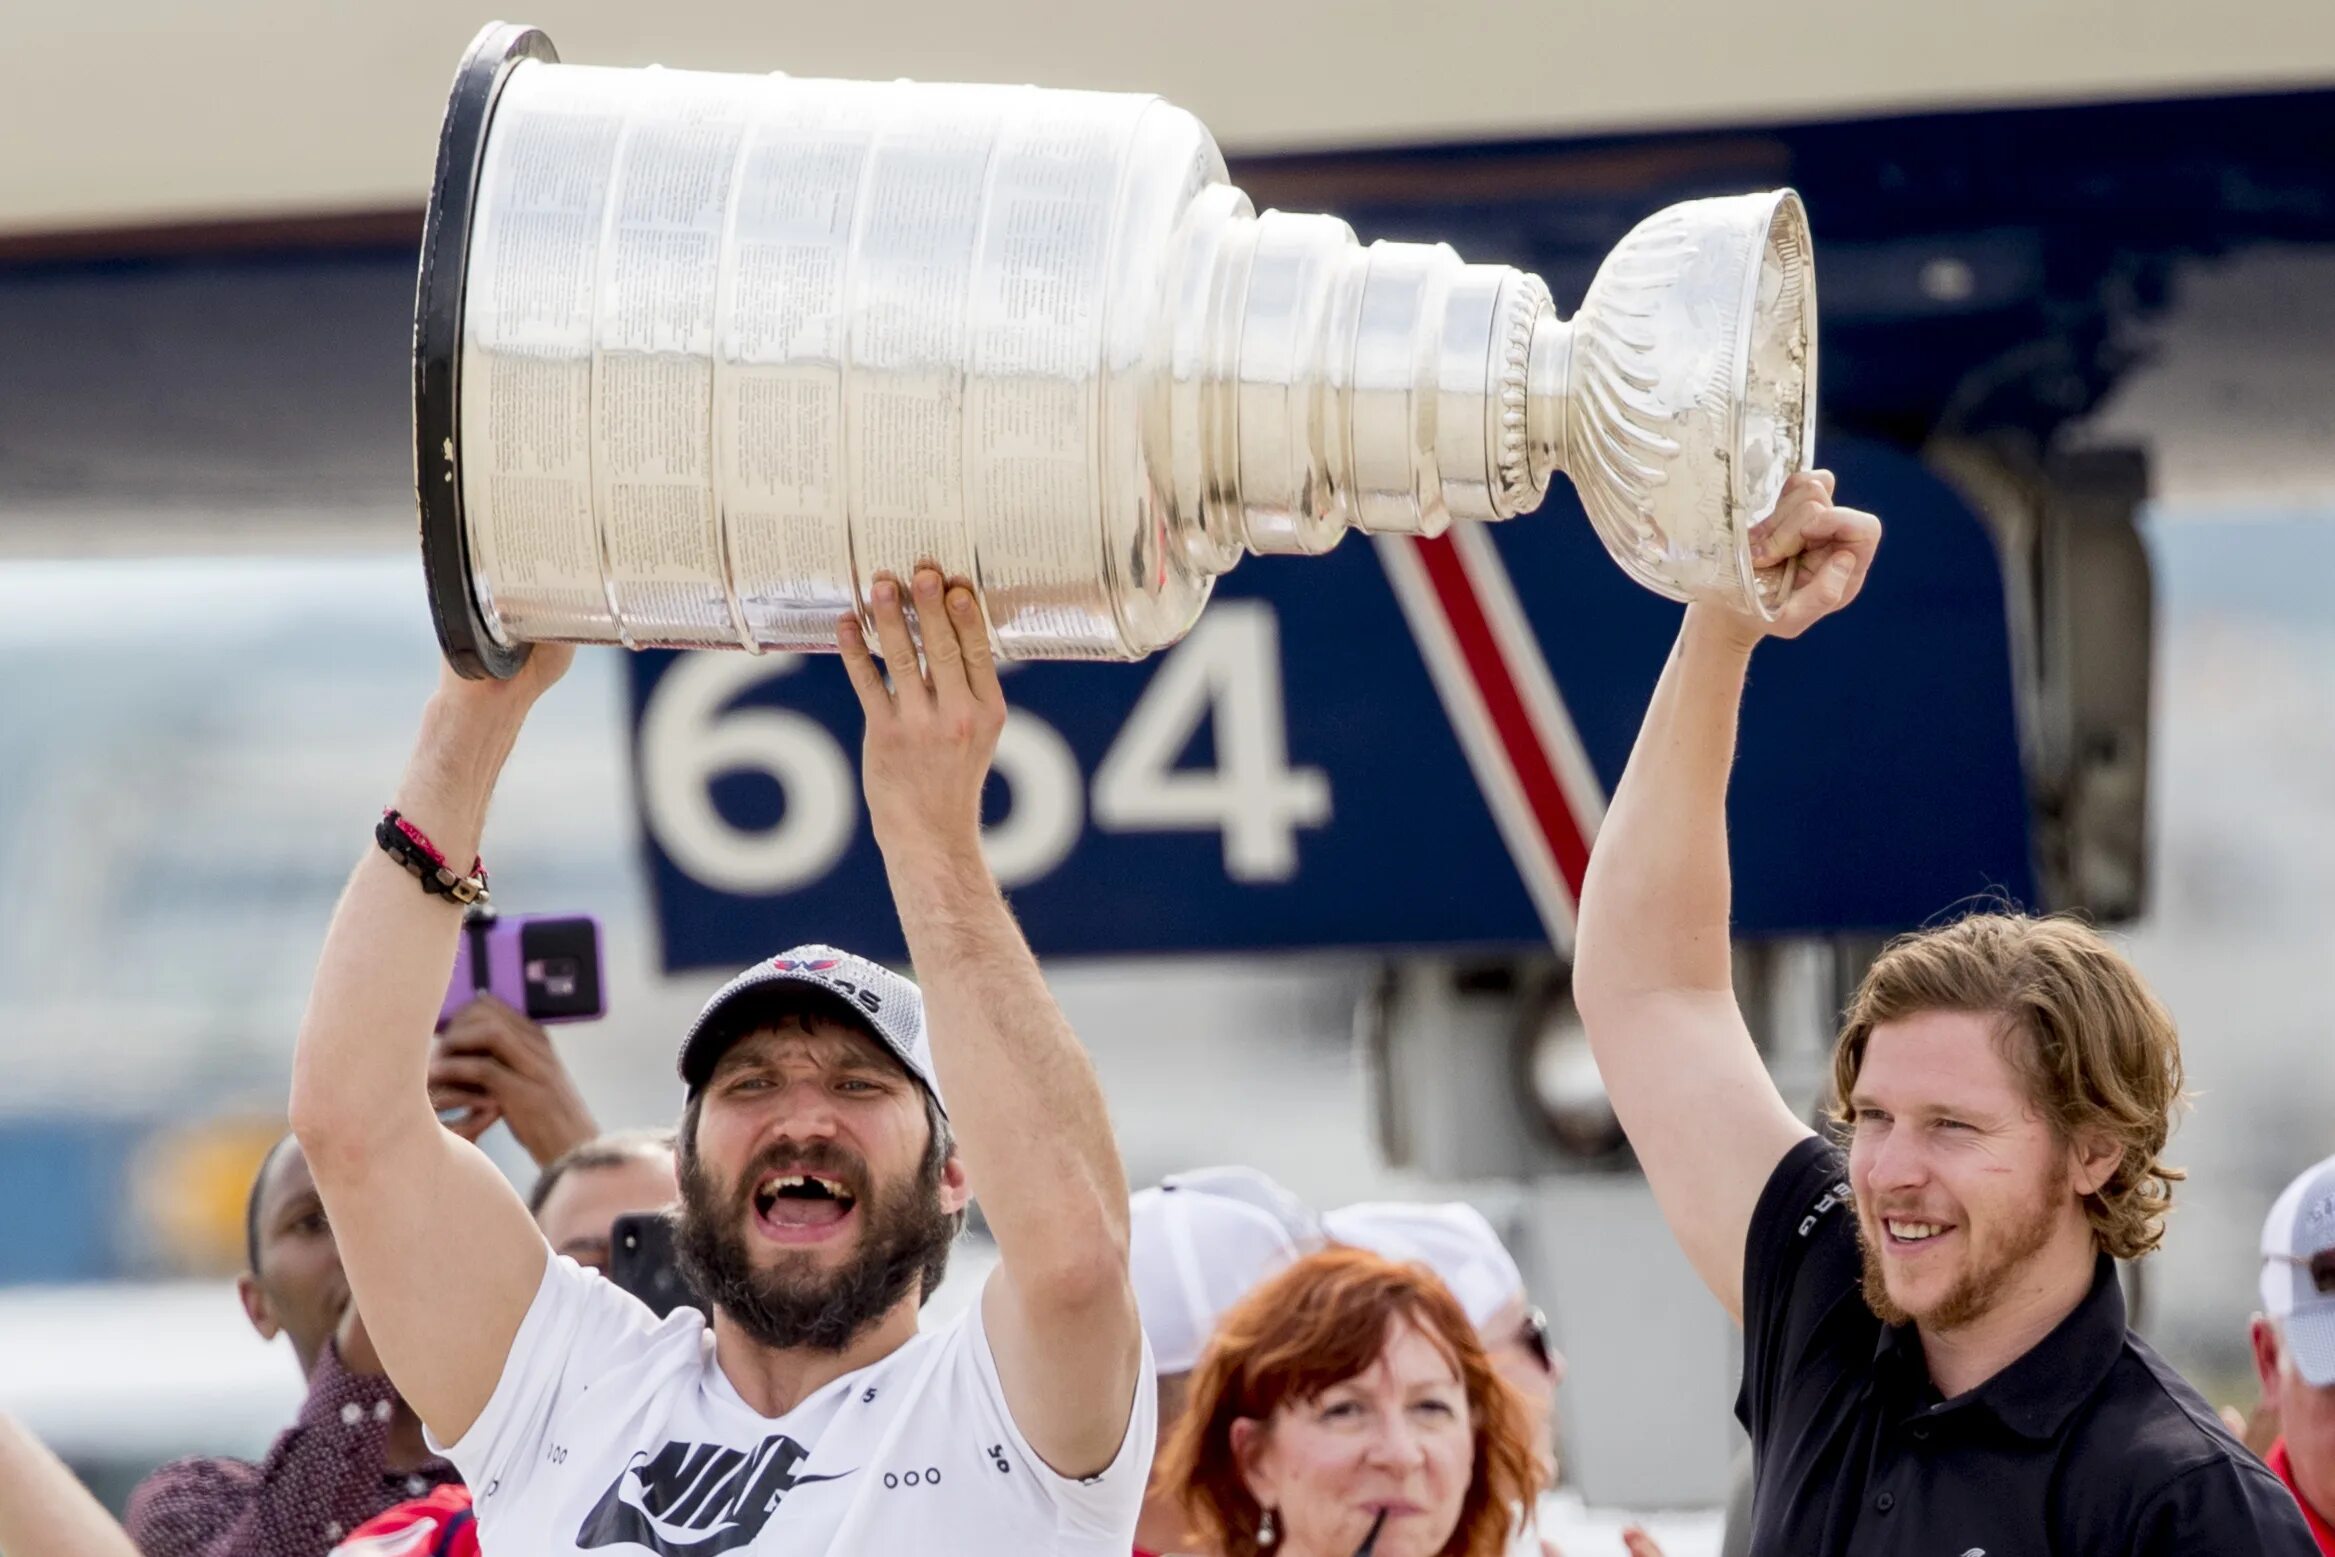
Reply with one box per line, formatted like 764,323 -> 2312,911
1572,471 -> 2311,1556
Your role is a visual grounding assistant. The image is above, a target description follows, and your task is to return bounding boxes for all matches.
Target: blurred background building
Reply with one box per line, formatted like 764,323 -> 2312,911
2,2 -> 2333,1544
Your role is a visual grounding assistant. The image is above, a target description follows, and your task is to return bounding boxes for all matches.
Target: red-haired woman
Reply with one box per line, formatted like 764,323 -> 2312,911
1155,1246 -> 1543,1557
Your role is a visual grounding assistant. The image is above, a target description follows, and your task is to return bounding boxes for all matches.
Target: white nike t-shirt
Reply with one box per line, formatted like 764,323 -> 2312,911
433,1255 -> 1156,1555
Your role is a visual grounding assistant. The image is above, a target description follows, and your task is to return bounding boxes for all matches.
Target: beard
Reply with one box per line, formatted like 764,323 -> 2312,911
675,1134 -> 956,1353
1857,1156 -> 2068,1330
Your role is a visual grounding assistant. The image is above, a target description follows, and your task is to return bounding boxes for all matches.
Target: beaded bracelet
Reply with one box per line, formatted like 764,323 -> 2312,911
375,807 -> 491,906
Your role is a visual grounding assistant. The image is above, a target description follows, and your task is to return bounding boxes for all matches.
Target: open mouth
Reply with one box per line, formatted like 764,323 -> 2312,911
751,1172 -> 859,1245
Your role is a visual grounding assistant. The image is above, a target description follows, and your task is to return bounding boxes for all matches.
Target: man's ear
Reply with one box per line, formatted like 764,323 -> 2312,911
2251,1315 -> 2285,1414
940,1151 -> 971,1215
237,1272 -> 280,1343
2069,1131 -> 2124,1199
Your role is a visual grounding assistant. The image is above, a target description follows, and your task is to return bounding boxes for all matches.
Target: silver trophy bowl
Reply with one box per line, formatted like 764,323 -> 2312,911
416,22 -> 1817,677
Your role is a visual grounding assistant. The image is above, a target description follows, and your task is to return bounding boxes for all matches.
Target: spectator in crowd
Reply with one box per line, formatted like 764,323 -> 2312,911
1326,1203 -> 1663,1557
0,1412 -> 140,1557
1571,471 -> 2313,1553
329,1130 -> 682,1557
1325,1203 -> 1563,1486
127,999 -> 603,1557
125,1137 -> 463,1557
289,569 -> 1151,1555
526,1128 -> 679,1275
1158,1245 -> 1540,1557
2250,1153 -> 2335,1551
1132,1167 -> 1323,1556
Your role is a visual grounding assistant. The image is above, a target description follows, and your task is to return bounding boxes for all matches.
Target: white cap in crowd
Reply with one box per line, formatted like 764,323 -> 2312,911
1324,1200 -> 1526,1332
1130,1166 -> 1324,1373
2261,1152 -> 2335,1386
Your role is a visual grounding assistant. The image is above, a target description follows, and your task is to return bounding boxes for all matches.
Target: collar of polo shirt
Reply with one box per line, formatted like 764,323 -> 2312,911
1869,1255 -> 2127,1438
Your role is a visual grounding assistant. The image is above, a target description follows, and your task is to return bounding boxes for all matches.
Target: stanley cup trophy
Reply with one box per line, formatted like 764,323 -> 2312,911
415,23 -> 1816,677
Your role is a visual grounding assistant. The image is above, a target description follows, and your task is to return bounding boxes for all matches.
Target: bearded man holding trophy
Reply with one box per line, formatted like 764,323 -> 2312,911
289,21 -> 1879,1557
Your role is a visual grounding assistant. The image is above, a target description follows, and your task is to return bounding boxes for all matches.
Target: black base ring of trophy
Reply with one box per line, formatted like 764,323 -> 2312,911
414,21 -> 560,680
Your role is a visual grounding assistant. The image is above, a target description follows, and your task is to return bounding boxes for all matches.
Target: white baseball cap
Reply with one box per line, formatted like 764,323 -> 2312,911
1324,1201 -> 1526,1333
1131,1167 -> 1324,1374
677,945 -> 941,1113
2262,1153 -> 2335,1386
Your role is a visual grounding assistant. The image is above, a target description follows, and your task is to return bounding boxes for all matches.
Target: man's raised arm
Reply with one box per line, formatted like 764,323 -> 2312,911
1571,472 -> 1879,1322
286,649 -> 575,1445
0,1413 -> 138,1557
839,568 -> 1141,1479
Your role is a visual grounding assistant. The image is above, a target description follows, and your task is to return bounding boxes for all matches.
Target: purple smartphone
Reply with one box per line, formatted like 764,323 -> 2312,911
438,910 -> 606,1030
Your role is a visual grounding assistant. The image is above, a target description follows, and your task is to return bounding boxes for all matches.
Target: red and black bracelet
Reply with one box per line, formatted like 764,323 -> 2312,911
375,808 -> 491,906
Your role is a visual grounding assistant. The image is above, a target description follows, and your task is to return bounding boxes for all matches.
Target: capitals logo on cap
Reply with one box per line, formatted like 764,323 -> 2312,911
677,944 -> 943,1112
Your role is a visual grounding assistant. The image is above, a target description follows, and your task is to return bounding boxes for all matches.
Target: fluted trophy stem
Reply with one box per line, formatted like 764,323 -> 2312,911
417,23 -> 1816,677
1173,212 -> 1561,564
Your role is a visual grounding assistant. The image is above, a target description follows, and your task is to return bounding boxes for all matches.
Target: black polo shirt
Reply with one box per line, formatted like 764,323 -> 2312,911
1734,1135 -> 2314,1556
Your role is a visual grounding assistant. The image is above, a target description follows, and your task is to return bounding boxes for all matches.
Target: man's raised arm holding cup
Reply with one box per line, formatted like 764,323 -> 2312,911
1570,470 -> 1879,1319
290,565 -> 1151,1557
1576,472 -> 2314,1556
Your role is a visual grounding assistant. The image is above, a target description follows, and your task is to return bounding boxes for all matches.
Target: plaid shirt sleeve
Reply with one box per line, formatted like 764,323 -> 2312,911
126,1342 -> 415,1557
